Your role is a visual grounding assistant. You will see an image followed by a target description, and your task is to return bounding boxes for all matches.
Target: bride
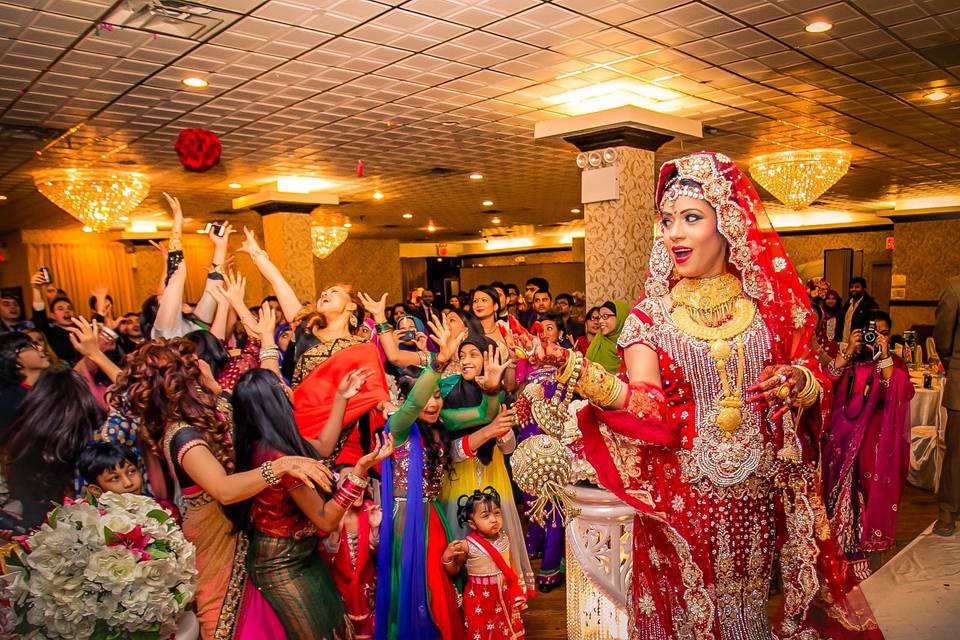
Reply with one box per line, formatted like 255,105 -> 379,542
523,152 -> 882,639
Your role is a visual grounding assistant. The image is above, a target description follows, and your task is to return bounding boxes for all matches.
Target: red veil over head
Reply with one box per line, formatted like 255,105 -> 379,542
648,151 -> 818,369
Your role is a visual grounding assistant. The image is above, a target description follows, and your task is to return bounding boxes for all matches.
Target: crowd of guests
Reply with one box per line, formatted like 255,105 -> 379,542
0,193 -> 943,639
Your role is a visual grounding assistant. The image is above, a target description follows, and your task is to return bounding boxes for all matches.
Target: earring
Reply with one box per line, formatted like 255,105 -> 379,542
350,314 -> 359,329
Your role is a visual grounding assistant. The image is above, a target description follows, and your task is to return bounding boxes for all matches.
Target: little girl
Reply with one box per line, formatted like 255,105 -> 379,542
442,487 -> 531,640
321,464 -> 381,639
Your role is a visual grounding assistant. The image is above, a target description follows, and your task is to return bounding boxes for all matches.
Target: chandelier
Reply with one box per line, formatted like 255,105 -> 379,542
748,149 -> 850,210
309,209 -> 349,259
34,168 -> 150,231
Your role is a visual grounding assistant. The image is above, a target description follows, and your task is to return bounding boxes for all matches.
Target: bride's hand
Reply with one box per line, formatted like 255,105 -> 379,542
746,364 -> 805,419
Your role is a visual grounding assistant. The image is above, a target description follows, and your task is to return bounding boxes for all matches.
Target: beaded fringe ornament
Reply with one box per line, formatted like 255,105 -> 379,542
511,434 -> 579,526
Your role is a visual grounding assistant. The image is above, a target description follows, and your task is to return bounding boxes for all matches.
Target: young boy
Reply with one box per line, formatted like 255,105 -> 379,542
78,442 -> 181,523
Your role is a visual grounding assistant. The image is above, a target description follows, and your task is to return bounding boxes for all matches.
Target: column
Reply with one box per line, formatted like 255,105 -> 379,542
534,106 -> 702,305
261,211 -> 316,303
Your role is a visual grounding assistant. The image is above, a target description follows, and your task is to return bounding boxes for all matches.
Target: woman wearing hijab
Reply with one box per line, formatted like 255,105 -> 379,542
584,300 -> 629,373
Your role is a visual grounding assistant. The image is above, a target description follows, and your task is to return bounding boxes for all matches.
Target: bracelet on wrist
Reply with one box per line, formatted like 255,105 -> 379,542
430,355 -> 448,373
260,460 -> 280,486
375,322 -> 392,335
251,249 -> 268,261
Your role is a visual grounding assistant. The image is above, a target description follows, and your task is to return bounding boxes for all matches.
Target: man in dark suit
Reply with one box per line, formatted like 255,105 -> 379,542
840,276 -> 879,344
935,274 -> 960,535
412,289 -> 440,325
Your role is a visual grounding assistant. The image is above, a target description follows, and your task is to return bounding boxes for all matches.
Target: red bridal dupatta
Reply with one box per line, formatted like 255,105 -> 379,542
293,341 -> 389,464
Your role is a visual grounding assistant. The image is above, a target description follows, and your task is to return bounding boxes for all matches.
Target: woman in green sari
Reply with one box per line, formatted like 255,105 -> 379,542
585,299 -> 630,373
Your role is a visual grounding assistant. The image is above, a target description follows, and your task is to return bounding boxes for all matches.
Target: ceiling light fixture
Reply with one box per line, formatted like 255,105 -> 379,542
372,191 -> 384,200
276,176 -> 331,193
805,20 -> 832,33
343,222 -> 352,228
925,90 -> 950,102
469,173 -> 483,180
490,217 -> 501,224
402,212 -> 413,219
82,226 -> 93,233
749,148 -> 851,210
548,79 -> 683,115
128,220 -> 158,234
571,208 -> 581,213
427,223 -> 437,232
118,215 -> 129,221
0,195 -> 7,201
228,183 -> 242,189
34,168 -> 150,232
181,77 -> 209,88
482,200 -> 493,206
309,210 -> 350,259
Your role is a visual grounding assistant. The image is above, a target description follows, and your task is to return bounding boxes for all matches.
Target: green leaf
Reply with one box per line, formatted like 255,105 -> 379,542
146,509 -> 171,524
147,546 -> 170,559
103,526 -> 119,545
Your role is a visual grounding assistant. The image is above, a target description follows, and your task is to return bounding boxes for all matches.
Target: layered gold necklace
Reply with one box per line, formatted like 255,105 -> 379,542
670,273 -> 755,438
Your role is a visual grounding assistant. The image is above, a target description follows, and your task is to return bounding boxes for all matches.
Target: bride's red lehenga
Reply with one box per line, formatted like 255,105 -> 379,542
569,152 -> 882,639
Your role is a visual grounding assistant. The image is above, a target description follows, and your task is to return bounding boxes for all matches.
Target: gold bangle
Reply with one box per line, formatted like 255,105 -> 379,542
555,350 -> 579,384
576,360 -> 623,408
251,248 -> 269,261
792,365 -> 820,408
345,472 -> 369,489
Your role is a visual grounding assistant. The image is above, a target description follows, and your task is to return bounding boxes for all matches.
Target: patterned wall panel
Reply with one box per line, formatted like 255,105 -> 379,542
263,213 -> 317,304
584,147 -> 656,306
781,230 -> 891,287
314,238 -> 403,307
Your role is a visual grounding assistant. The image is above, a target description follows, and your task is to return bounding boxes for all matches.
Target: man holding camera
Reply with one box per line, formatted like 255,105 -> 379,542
30,269 -> 80,365
934,275 -> 960,535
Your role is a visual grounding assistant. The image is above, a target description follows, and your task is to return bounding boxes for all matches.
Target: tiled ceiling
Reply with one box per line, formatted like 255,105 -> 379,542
0,0 -> 959,240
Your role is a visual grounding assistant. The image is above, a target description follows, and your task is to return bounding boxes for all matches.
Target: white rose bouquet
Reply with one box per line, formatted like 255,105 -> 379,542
0,492 -> 196,639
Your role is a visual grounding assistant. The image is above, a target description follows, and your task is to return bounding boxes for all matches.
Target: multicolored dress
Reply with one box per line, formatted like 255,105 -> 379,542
375,367 -> 463,640
514,362 -> 566,589
246,443 -> 349,639
462,531 -> 527,640
162,424 -> 286,640
438,376 -> 535,592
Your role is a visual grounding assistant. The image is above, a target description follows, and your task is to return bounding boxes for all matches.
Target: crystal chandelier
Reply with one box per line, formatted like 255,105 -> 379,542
748,149 -> 850,210
309,209 -> 349,259
34,168 -> 150,231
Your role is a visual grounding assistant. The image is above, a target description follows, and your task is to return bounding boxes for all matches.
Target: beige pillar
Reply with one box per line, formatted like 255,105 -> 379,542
262,212 -> 316,303
580,146 -> 658,305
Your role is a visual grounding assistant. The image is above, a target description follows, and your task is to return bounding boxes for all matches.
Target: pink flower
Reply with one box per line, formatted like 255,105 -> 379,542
107,525 -> 153,561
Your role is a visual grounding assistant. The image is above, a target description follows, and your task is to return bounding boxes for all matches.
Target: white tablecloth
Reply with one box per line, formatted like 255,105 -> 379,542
908,385 -> 945,490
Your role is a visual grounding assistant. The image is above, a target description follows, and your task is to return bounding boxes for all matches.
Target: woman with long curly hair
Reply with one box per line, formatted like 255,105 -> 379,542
238,227 -> 390,466
119,339 -> 331,640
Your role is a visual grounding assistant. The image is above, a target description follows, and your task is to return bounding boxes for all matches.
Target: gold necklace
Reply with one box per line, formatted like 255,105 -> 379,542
710,337 -> 746,438
671,274 -> 746,328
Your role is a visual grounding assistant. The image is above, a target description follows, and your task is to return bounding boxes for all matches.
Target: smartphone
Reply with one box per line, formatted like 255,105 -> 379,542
100,325 -> 119,341
203,222 -> 227,237
39,267 -> 52,284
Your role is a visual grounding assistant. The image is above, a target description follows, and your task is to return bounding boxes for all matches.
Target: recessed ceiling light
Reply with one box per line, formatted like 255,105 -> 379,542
0,195 -> 7,201
442,120 -> 457,126
427,223 -> 437,232
925,90 -> 950,102
469,173 -> 483,180
805,20 -> 832,33
372,191 -> 384,200
571,208 -> 581,213
129,220 -> 158,233
118,215 -> 129,221
343,222 -> 352,228
82,225 -> 93,233
181,77 -> 208,88
482,200 -> 493,206
491,217 -> 501,224
402,212 -> 413,219
228,183 -> 242,189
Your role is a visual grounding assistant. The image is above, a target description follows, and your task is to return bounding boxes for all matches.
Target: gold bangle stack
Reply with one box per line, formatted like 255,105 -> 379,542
792,365 -> 820,409
575,359 -> 624,408
555,350 -> 581,385
346,472 -> 369,489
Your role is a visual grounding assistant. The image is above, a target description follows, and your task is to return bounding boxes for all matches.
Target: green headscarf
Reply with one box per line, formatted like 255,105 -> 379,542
585,299 -> 630,373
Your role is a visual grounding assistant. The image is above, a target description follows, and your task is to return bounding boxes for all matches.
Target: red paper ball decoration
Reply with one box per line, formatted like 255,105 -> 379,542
175,128 -> 221,172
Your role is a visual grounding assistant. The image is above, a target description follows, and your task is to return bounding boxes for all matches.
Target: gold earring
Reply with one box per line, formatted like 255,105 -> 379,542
350,314 -> 359,329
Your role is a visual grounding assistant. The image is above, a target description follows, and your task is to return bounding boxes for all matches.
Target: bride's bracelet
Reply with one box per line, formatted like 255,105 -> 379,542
575,359 -> 623,408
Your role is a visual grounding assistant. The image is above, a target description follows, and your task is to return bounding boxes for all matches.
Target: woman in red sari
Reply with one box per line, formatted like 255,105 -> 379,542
522,152 -> 881,639
239,228 -> 389,464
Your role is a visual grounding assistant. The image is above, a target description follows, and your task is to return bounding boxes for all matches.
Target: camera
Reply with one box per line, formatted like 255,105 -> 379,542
203,222 -> 227,237
862,321 -> 878,346
398,329 -> 417,342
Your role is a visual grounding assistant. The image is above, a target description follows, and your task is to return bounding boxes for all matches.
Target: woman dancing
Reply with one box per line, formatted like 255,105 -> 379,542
520,152 -> 882,639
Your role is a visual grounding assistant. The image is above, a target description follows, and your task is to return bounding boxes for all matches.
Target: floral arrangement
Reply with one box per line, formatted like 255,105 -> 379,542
174,128 -> 221,172
1,492 -> 196,639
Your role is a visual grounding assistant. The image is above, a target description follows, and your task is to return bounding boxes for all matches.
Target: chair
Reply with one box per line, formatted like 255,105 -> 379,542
909,384 -> 947,491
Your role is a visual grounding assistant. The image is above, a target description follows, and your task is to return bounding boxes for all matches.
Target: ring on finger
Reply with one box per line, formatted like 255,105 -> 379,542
777,384 -> 791,400
777,373 -> 788,385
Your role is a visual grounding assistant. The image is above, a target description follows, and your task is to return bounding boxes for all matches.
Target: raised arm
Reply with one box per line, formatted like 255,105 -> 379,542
152,193 -> 188,338
359,291 -> 424,368
238,227 -> 302,322
193,222 -> 236,324
66,317 -> 120,384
